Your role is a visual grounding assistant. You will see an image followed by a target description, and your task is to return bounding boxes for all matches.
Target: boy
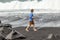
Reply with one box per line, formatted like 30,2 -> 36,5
25,9 -> 37,31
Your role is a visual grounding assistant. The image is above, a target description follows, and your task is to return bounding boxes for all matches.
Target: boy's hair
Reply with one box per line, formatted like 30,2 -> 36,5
31,9 -> 34,12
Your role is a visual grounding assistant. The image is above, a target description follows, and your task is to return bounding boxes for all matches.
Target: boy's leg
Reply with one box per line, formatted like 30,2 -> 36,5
26,25 -> 30,31
26,21 -> 31,31
32,24 -> 37,31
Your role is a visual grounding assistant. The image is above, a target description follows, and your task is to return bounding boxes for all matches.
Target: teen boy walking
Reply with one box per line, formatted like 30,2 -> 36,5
26,9 -> 37,31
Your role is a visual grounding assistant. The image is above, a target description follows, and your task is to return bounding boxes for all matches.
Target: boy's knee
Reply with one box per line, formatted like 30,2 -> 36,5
27,25 -> 30,27
31,24 -> 34,27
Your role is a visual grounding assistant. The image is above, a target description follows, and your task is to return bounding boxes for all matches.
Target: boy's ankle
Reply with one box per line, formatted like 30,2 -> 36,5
26,28 -> 29,32
33,29 -> 37,31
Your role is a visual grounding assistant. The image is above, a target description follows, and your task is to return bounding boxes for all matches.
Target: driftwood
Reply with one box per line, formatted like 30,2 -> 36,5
0,23 -> 26,40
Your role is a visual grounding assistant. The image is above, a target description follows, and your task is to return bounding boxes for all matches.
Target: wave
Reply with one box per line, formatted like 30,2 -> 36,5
0,13 -> 60,28
0,0 -> 60,10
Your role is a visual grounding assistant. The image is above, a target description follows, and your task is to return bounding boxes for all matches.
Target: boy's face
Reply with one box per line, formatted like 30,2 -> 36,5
31,9 -> 34,13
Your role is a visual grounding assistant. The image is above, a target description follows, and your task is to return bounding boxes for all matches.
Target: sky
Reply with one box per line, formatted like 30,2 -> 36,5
0,0 -> 60,10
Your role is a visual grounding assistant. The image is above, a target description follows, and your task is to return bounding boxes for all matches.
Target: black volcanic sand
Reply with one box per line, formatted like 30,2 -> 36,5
13,27 -> 60,40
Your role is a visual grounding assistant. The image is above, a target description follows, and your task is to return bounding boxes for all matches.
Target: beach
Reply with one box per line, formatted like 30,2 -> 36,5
13,27 -> 60,40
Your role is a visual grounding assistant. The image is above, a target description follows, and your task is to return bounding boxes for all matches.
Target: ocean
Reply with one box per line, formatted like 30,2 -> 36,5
0,10 -> 60,29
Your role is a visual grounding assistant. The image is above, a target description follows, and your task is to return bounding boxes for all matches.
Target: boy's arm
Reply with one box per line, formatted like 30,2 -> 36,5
32,14 -> 34,18
32,14 -> 35,19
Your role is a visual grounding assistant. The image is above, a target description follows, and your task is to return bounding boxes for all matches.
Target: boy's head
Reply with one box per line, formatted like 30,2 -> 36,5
31,9 -> 34,13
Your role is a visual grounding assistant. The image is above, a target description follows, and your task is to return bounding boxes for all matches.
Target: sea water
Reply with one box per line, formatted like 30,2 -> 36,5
0,10 -> 60,28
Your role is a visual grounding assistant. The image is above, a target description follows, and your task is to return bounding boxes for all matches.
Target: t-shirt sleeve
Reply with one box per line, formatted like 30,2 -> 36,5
29,13 -> 33,18
32,14 -> 33,16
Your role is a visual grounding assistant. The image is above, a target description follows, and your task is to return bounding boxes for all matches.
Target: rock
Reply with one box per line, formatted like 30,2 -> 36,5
0,20 -> 1,24
3,24 -> 12,28
5,28 -> 26,40
0,36 -> 5,40
0,23 -> 26,40
0,24 -> 3,27
46,34 -> 56,40
55,34 -> 60,40
0,23 -> 12,28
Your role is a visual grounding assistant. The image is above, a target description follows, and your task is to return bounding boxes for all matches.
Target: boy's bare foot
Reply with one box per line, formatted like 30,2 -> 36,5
33,29 -> 37,31
26,28 -> 29,32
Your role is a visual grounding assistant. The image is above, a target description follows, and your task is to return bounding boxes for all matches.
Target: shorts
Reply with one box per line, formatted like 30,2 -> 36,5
29,21 -> 34,26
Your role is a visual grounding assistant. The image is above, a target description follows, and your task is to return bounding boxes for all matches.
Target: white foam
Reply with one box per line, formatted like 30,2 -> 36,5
0,0 -> 60,10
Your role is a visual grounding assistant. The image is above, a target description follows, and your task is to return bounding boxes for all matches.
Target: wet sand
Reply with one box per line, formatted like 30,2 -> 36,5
13,27 -> 60,40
